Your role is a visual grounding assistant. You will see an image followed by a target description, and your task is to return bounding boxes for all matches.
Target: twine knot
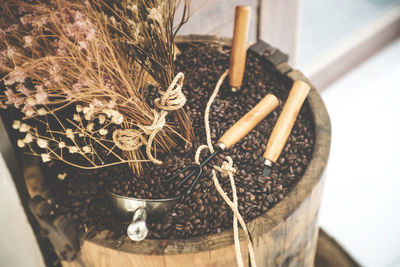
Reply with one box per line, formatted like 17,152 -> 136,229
112,129 -> 144,151
154,72 -> 186,111
140,110 -> 167,135
214,156 -> 236,178
112,110 -> 167,165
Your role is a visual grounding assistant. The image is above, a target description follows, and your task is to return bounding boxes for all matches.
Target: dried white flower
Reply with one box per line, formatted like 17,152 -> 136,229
25,109 -> 35,117
86,123 -> 94,131
38,108 -> 47,115
57,173 -> 67,180
19,123 -> 30,132
58,142 -> 66,148
78,41 -> 87,50
110,16 -> 117,25
76,105 -> 83,112
12,120 -> 21,130
41,153 -> 51,163
99,128 -> 108,136
23,133 -> 33,143
84,111 -> 93,121
82,106 -> 90,114
82,146 -> 91,153
66,128 -> 74,139
17,139 -> 25,148
103,109 -> 113,118
37,139 -> 48,148
112,113 -> 123,124
98,115 -> 106,124
68,146 -> 79,153
73,114 -> 81,121
26,97 -> 36,106
23,35 -> 33,48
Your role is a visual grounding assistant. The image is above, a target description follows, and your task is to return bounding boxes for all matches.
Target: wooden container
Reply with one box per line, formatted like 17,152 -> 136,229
24,35 -> 331,267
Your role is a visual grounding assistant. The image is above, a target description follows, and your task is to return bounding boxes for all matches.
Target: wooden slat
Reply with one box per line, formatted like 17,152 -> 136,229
164,250 -> 212,267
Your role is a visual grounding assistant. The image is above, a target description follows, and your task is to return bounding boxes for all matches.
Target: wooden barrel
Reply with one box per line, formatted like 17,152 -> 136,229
23,35 -> 331,267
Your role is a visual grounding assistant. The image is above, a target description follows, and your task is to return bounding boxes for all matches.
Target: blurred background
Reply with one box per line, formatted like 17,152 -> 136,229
1,0 -> 400,266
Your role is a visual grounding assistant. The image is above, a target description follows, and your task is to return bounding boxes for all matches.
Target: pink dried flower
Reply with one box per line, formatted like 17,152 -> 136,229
5,24 -> 18,33
7,47 -> 17,58
23,36 -> 34,48
22,103 -> 34,114
52,39 -> 68,56
34,85 -> 48,104
31,15 -> 49,29
77,74 -> 88,87
92,98 -> 103,107
16,84 -> 30,95
35,92 -> 47,104
49,62 -> 62,82
20,14 -> 33,25
74,11 -> 84,21
4,67 -> 27,85
107,101 -> 116,109
5,88 -> 24,108
78,41 -> 87,50
18,6 -> 28,15
86,28 -> 96,41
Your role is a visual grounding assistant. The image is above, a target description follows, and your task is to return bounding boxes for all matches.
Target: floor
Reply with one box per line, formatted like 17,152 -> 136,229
319,37 -> 400,267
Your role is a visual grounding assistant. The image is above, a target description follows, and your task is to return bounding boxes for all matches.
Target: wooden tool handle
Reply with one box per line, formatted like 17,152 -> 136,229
264,80 -> 311,163
218,94 -> 279,149
229,6 -> 251,90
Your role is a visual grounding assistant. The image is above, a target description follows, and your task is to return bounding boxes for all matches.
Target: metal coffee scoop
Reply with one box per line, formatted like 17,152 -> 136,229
108,192 -> 180,241
108,93 -> 279,241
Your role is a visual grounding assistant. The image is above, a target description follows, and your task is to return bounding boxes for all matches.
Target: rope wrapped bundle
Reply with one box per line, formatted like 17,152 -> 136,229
112,72 -> 186,165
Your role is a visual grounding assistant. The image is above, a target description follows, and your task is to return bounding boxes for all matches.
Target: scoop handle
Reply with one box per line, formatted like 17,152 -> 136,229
218,94 -> 279,149
127,208 -> 148,241
263,80 -> 310,163
229,5 -> 251,90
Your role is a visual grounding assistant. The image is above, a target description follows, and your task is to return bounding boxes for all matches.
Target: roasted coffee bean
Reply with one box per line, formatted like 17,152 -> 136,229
196,198 -> 203,205
162,223 -> 171,231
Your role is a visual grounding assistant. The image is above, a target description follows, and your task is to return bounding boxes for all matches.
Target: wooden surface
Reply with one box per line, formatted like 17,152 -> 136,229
315,229 -> 360,267
218,94 -> 279,149
228,6 -> 251,89
20,36 -> 331,267
264,80 -> 311,163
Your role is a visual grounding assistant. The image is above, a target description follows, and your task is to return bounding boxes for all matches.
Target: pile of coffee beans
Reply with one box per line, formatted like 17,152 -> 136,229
43,42 -> 315,239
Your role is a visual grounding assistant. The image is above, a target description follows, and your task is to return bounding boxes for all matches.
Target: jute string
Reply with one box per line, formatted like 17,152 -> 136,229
194,70 -> 257,267
113,72 -> 186,165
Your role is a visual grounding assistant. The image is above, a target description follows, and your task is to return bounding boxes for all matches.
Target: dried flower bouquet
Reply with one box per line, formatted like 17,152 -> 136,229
0,0 -> 192,174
